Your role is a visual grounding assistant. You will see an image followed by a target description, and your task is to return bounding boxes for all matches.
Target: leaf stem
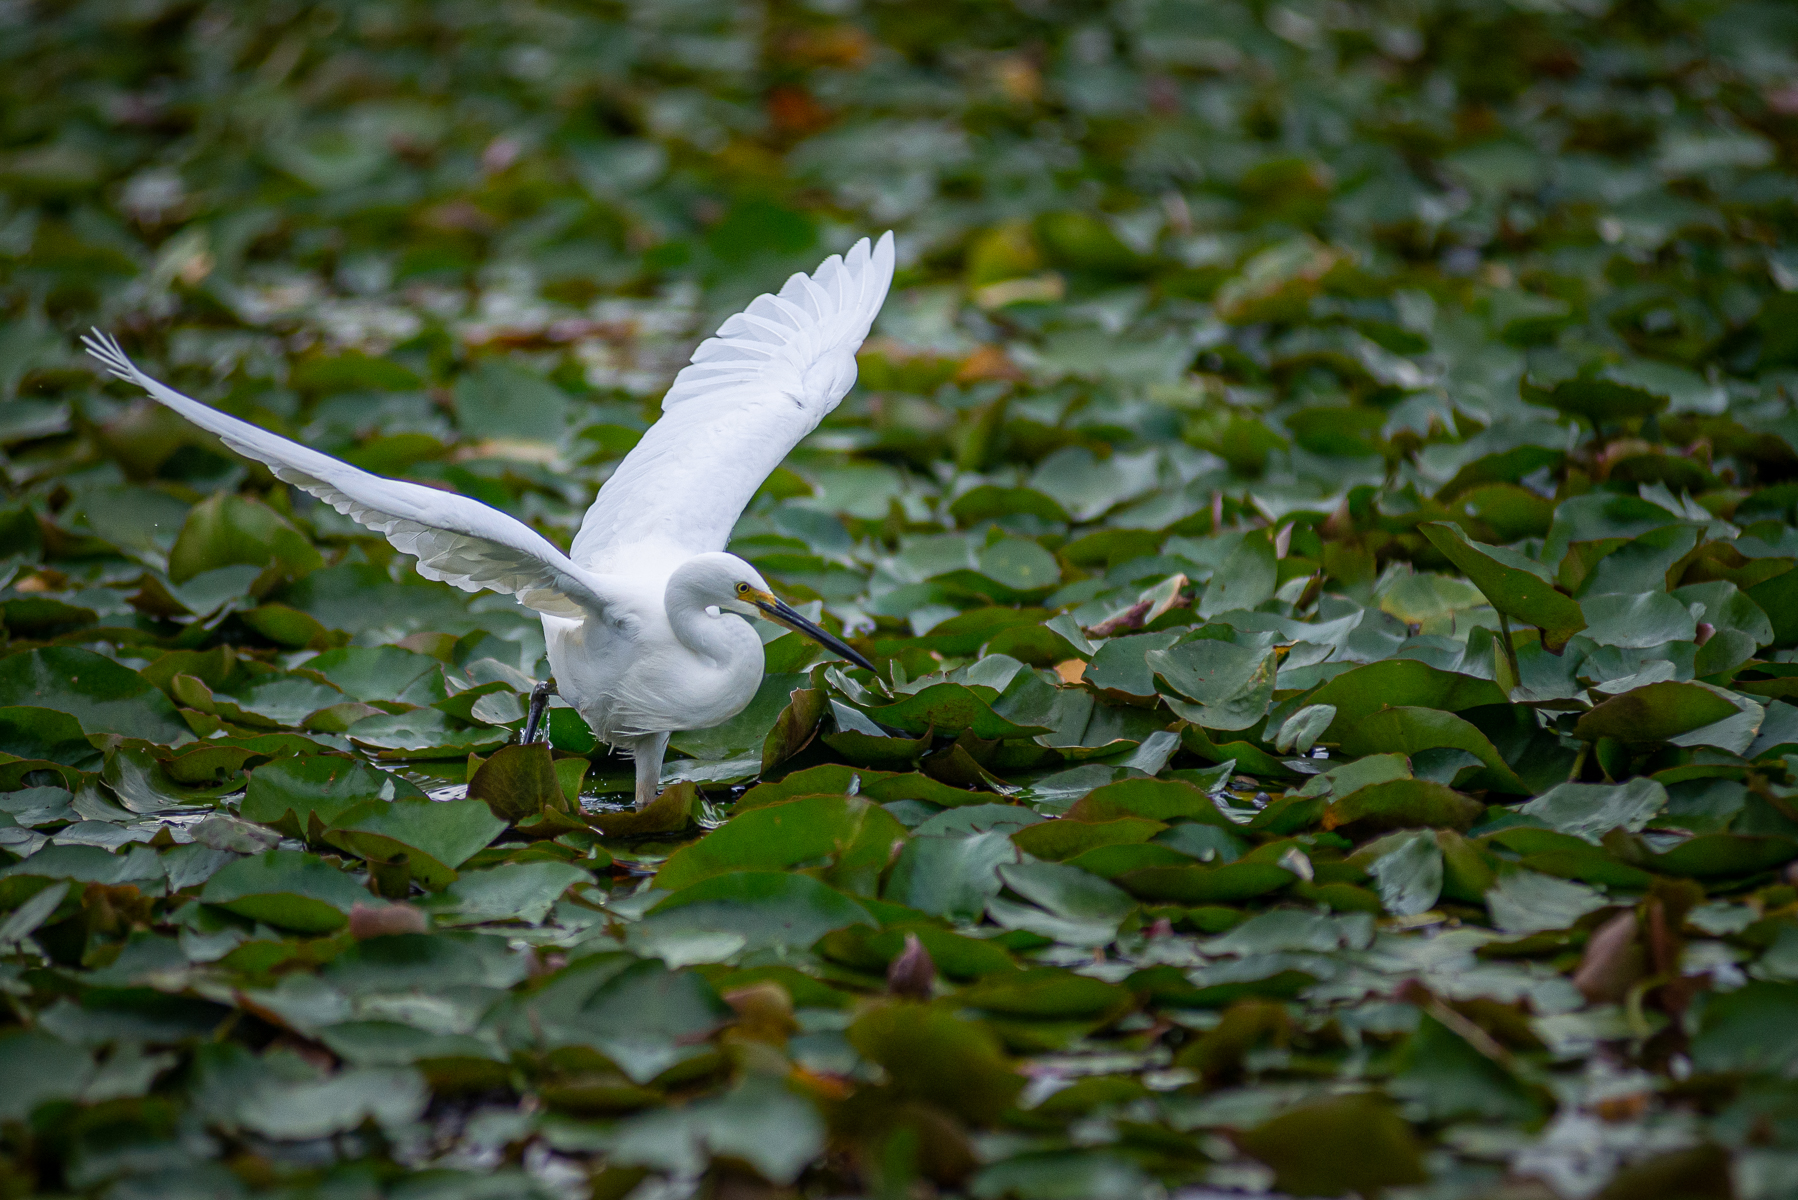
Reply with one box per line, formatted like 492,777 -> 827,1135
1497,613 -> 1522,687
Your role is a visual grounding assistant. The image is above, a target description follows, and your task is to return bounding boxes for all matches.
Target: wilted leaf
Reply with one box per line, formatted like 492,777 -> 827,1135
466,742 -> 566,823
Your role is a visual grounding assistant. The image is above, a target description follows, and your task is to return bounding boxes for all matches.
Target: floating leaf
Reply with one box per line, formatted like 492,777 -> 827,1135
1574,681 -> 1739,747
886,830 -> 1021,920
642,871 -> 874,953
433,861 -> 590,925
1484,869 -> 1608,935
168,492 -> 323,584
1324,779 -> 1485,834
1420,522 -> 1587,651
989,861 -> 1135,946
855,682 -> 1052,740
1336,706 -> 1525,793
848,1002 -> 1023,1123
0,647 -> 189,743
1114,862 -> 1294,904
1310,659 -> 1508,738
1579,590 -> 1698,648
466,742 -> 566,824
1519,778 -> 1667,843
1367,834 -> 1443,917
323,797 -> 506,890
654,794 -> 906,895
1236,1095 -> 1428,1198
1064,778 -> 1234,825
240,754 -> 421,838
1390,1013 -> 1543,1122
1147,636 -> 1277,730
199,850 -> 377,933
1198,533 -> 1278,618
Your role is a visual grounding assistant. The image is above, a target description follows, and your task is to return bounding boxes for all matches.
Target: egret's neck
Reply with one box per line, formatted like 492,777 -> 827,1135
665,566 -> 754,666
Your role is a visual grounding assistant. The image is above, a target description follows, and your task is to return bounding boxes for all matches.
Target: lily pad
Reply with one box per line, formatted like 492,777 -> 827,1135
0,647 -> 189,743
1420,522 -> 1587,652
199,850 -> 377,933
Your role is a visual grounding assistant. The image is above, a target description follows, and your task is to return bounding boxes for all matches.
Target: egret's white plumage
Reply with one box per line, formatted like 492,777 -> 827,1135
84,231 -> 895,806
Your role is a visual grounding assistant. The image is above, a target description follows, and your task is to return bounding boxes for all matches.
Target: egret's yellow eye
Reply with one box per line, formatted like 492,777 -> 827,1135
736,582 -> 750,594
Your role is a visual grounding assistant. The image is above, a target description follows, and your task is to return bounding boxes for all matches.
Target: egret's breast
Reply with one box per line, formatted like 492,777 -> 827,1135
639,623 -> 764,731
542,608 -> 765,741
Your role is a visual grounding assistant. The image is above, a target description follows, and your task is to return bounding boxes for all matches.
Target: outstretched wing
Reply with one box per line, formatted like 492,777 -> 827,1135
83,332 -> 620,620
570,231 -> 896,575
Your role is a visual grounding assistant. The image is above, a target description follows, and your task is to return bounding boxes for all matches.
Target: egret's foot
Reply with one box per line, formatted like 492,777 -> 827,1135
521,679 -> 557,745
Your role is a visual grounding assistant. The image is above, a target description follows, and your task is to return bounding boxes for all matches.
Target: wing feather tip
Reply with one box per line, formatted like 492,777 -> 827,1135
80,328 -> 140,383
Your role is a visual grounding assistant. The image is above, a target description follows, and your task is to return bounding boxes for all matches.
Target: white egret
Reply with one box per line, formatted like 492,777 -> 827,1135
84,232 -> 895,808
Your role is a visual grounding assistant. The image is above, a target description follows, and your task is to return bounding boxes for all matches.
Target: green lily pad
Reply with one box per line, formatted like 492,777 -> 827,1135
855,682 -> 1052,740
1236,1095 -> 1427,1198
653,793 -> 906,895
1147,635 -> 1277,731
241,754 -> 424,839
1519,778 -> 1667,843
1198,532 -> 1278,618
467,742 -> 567,824
885,829 -> 1021,920
642,871 -> 874,953
323,797 -> 507,890
848,1002 -> 1023,1123
1323,778 -> 1485,834
1420,522 -> 1587,652
1311,658 -> 1508,740
1113,862 -> 1295,903
199,850 -> 377,933
0,705 -> 102,769
0,647 -> 189,743
1335,706 -> 1526,793
1065,778 -> 1236,825
431,861 -> 590,925
1010,817 -> 1165,861
1574,681 -> 1740,747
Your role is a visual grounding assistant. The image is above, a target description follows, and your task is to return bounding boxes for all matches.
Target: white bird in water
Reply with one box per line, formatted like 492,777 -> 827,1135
85,232 -> 895,808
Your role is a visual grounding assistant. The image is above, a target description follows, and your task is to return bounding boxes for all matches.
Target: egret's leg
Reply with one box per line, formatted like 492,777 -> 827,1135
521,679 -> 557,745
630,731 -> 670,809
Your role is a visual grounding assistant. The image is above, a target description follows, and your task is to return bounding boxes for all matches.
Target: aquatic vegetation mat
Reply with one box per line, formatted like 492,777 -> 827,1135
4,0 -> 1798,1196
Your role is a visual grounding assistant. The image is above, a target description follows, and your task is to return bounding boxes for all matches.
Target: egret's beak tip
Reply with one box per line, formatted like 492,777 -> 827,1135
753,593 -> 875,672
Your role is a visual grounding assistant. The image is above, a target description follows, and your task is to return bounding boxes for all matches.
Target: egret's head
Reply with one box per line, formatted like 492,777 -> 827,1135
691,553 -> 874,671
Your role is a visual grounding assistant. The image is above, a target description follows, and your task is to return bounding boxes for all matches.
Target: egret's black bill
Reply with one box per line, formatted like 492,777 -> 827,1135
752,594 -> 876,671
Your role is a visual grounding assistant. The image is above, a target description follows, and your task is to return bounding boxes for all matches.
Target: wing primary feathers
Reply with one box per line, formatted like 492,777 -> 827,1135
81,330 -> 620,621
568,231 -> 895,572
